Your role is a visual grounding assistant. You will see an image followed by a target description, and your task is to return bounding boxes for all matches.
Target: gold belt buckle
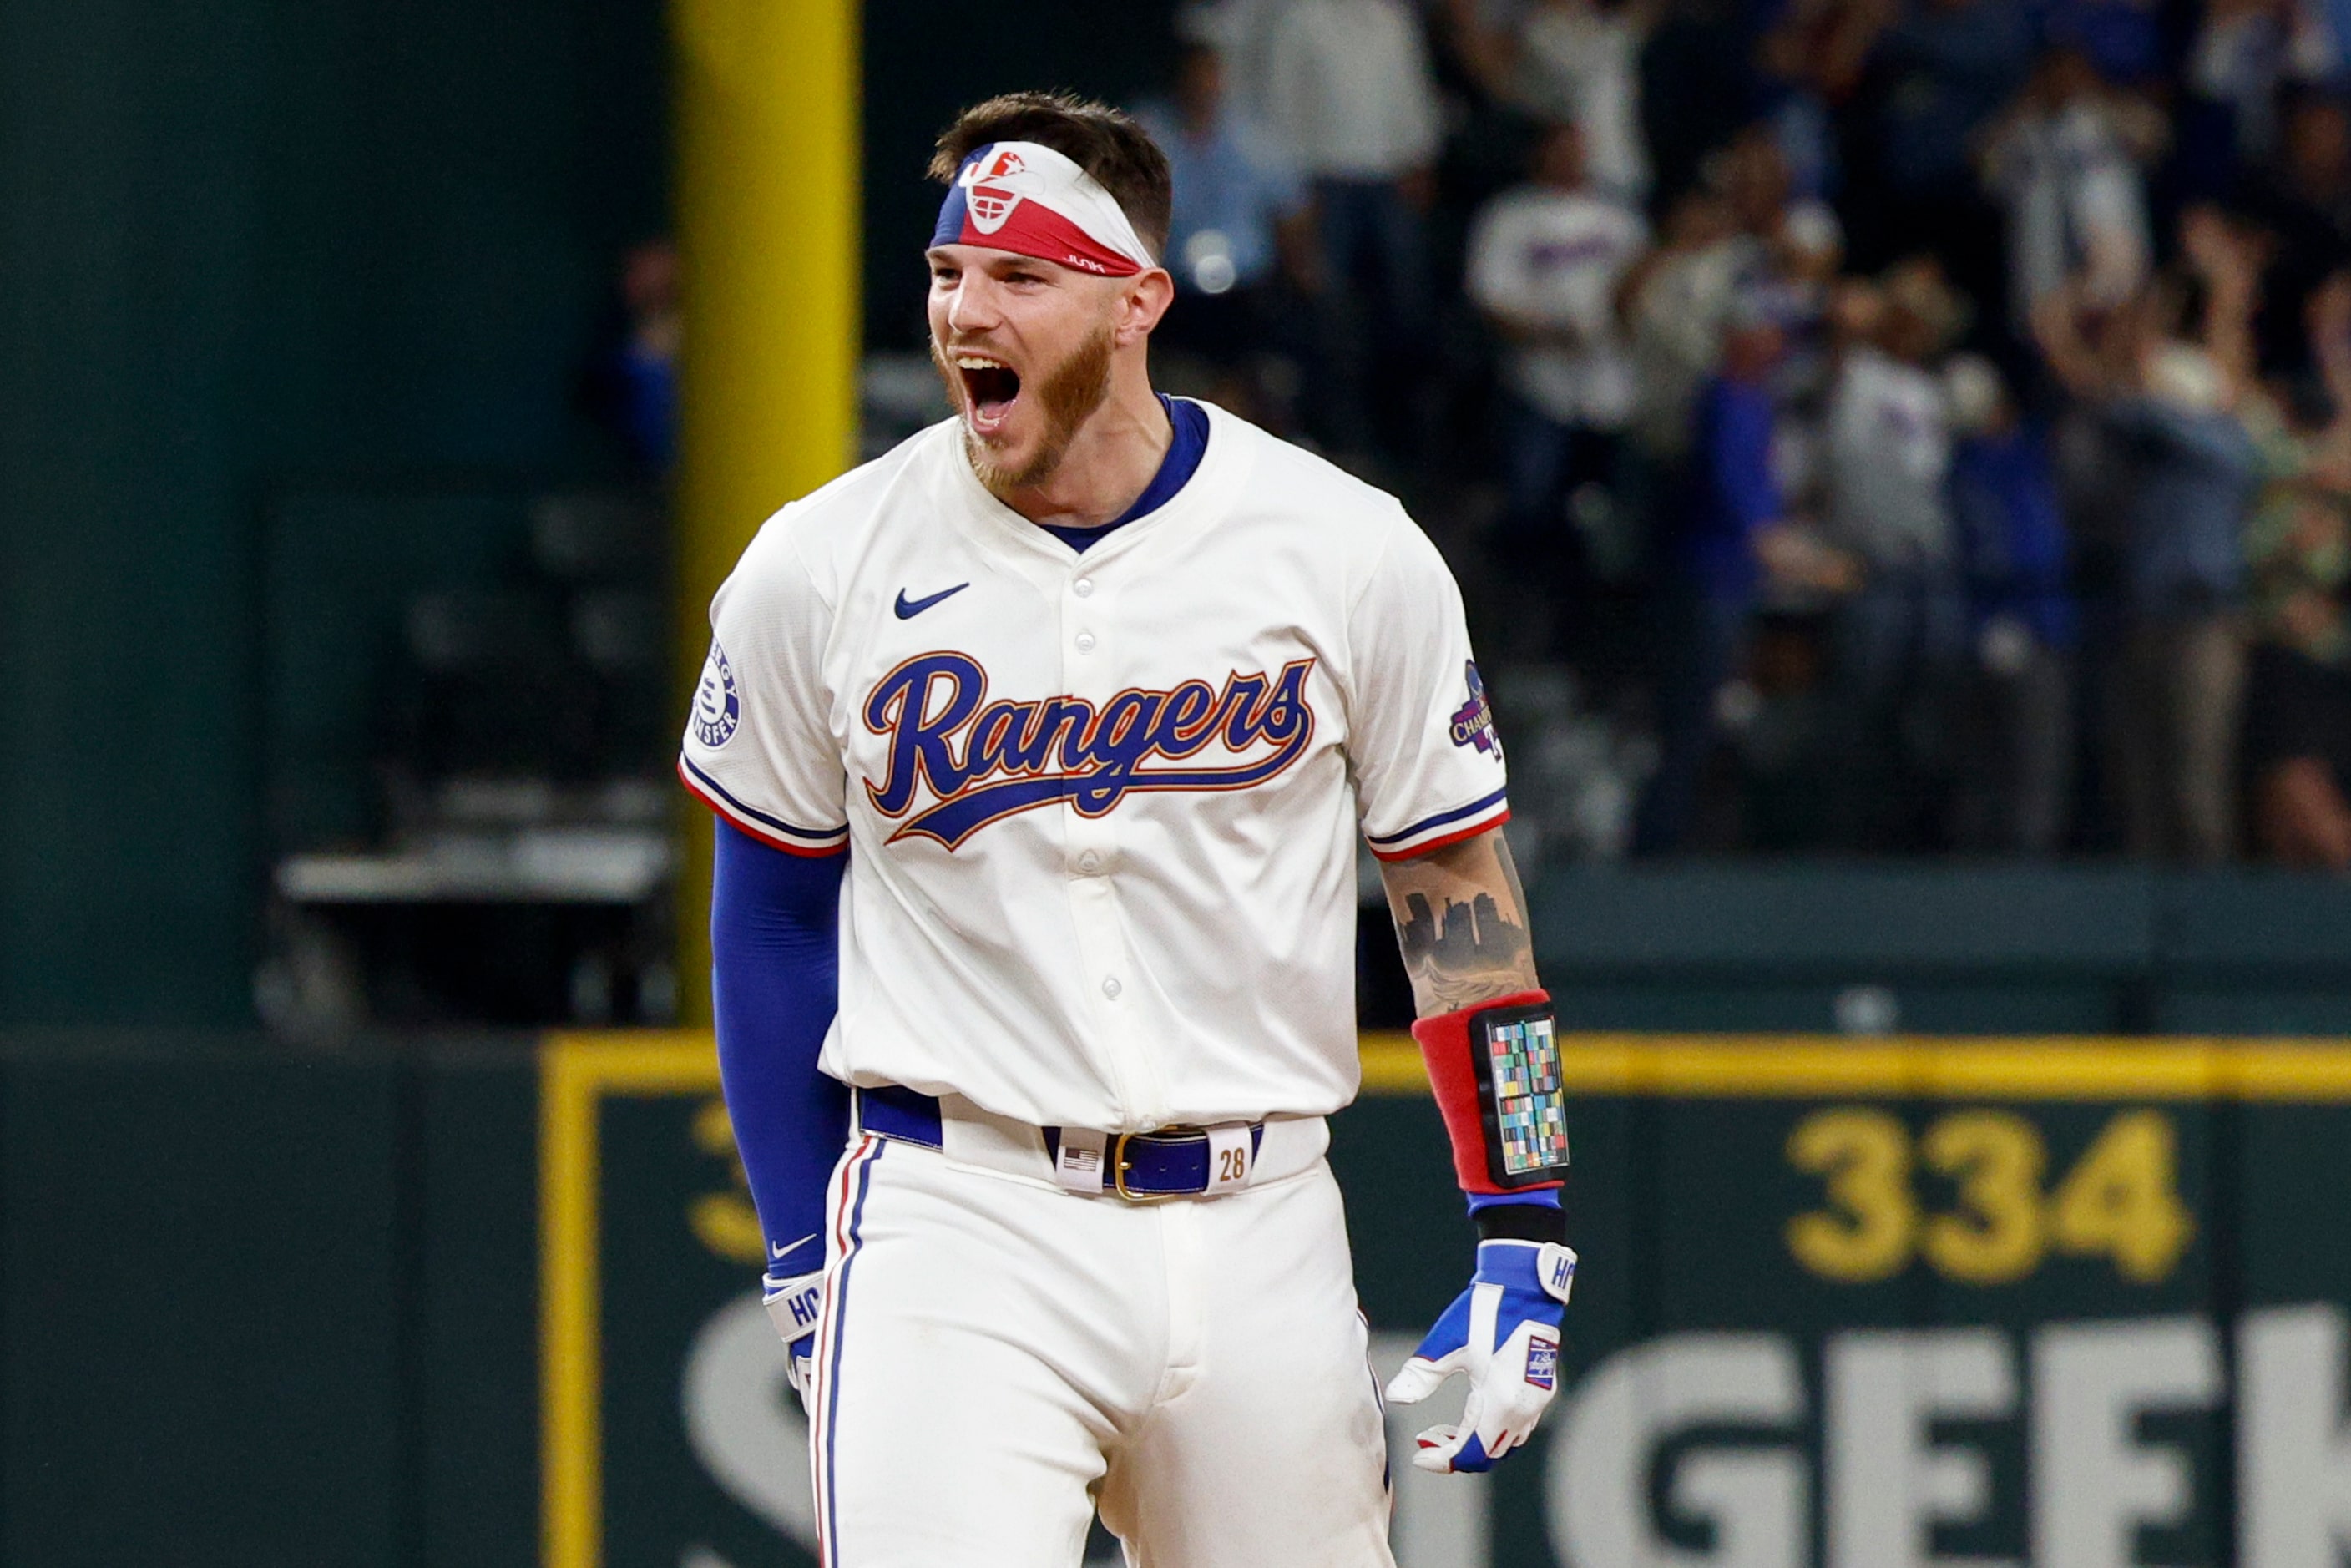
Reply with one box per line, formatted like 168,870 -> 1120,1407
1110,1128 -> 1200,1203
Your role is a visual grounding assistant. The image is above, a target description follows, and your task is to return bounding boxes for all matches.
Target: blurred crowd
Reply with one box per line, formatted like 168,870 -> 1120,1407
1130,0 -> 2351,867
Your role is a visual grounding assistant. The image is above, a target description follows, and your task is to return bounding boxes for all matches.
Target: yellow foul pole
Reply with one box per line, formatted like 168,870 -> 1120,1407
670,0 -> 859,1025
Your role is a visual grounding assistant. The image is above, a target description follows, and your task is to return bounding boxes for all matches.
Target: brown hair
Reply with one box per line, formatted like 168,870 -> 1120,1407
929,91 -> 1172,263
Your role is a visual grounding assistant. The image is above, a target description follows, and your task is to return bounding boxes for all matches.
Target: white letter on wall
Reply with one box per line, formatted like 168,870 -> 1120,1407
682,1292 -> 818,1550
1551,1333 -> 1807,1568
1370,1329 -> 1492,1568
2031,1316 -> 2220,1568
1826,1327 -> 2017,1568
2240,1303 -> 2351,1567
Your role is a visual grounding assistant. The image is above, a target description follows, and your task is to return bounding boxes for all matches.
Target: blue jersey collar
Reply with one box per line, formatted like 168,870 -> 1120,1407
1039,395 -> 1211,554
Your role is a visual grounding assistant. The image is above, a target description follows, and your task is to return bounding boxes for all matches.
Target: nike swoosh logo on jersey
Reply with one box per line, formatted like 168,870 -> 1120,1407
769,1235 -> 814,1264
894,583 -> 970,619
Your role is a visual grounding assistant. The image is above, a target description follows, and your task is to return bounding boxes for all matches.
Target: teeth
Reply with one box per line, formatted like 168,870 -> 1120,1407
955,357 -> 1008,371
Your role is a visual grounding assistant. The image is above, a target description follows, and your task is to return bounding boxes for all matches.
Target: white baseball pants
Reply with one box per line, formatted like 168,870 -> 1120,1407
805,1125 -> 1398,1566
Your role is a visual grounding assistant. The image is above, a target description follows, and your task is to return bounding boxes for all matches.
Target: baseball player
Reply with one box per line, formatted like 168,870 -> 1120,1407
680,90 -> 1577,1566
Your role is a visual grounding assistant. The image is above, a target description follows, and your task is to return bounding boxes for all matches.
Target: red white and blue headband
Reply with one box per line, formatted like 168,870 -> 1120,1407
931,140 -> 1157,278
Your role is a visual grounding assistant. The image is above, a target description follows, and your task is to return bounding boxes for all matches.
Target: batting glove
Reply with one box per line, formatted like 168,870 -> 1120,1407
1385,1239 -> 1576,1473
761,1268 -> 824,1408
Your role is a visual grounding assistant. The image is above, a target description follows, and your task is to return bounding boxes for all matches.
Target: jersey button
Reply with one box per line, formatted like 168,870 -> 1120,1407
1075,851 -> 1100,875
1073,578 -> 1095,598
1074,631 -> 1097,653
1101,975 -> 1122,999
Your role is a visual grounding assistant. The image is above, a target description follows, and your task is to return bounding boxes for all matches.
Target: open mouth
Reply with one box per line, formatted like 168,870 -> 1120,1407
954,356 -> 1022,434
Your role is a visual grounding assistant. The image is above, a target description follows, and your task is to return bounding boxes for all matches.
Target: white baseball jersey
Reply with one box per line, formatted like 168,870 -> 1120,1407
680,399 -> 1507,1133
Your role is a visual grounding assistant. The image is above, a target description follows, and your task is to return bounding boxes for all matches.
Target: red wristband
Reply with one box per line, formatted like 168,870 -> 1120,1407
1411,989 -> 1568,1196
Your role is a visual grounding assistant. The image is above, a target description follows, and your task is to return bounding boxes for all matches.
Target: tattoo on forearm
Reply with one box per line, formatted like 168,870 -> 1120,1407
1380,830 -> 1542,1014
1396,887 -> 1532,1005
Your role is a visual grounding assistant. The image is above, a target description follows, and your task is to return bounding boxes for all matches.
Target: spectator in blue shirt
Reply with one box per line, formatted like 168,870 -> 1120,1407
2036,253 -> 2264,861
1136,43 -> 1314,426
582,240 -> 680,473
1636,311 -> 1856,851
1945,354 -> 2080,852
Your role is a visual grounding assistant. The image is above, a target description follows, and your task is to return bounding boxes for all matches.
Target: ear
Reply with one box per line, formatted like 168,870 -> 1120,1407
1115,268 -> 1176,346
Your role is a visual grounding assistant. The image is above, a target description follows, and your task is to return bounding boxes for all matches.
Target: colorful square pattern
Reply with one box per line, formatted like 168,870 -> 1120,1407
1487,1017 -> 1569,1175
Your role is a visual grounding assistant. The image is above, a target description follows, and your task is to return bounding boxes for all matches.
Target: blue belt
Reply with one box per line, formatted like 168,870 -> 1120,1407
857,1084 -> 1265,1200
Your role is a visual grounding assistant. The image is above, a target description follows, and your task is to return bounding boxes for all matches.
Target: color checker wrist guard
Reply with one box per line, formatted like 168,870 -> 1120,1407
1411,991 -> 1569,1196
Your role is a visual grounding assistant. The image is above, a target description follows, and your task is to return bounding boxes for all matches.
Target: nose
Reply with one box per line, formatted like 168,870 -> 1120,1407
943,271 -> 1001,336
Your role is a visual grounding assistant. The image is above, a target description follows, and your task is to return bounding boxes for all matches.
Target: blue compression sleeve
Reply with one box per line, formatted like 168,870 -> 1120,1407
710,819 -> 852,1277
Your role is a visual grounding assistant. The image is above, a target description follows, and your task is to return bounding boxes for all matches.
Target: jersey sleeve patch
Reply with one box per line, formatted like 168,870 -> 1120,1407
1448,661 -> 1502,759
691,640 -> 741,749
678,755 -> 849,857
1364,786 -> 1511,861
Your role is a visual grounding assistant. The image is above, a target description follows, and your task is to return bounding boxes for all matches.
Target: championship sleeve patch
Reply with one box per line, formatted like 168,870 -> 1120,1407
1449,660 -> 1501,760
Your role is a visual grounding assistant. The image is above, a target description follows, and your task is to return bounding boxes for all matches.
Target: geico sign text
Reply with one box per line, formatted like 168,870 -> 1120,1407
1553,1308 -> 2351,1568
685,1302 -> 2351,1568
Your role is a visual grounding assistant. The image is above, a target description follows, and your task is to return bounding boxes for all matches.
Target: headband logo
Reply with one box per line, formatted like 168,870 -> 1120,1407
933,139 -> 1151,276
960,149 -> 1031,235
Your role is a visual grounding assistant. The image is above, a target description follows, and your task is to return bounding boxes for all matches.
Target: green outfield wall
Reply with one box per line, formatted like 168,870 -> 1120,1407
1529,867 -> 2351,1037
13,1029 -> 2351,1567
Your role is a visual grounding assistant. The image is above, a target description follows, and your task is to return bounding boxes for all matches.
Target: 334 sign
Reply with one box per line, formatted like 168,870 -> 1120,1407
1787,1105 -> 2195,1285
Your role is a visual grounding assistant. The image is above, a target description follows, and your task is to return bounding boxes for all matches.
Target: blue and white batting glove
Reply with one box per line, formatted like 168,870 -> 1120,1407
1385,1240 -> 1576,1473
762,1268 -> 825,1409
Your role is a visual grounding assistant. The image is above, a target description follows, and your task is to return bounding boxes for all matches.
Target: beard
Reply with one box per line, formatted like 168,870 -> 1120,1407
932,321 -> 1116,497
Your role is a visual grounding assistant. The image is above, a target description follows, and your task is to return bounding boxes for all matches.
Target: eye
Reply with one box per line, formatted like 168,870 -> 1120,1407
929,263 -> 959,284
